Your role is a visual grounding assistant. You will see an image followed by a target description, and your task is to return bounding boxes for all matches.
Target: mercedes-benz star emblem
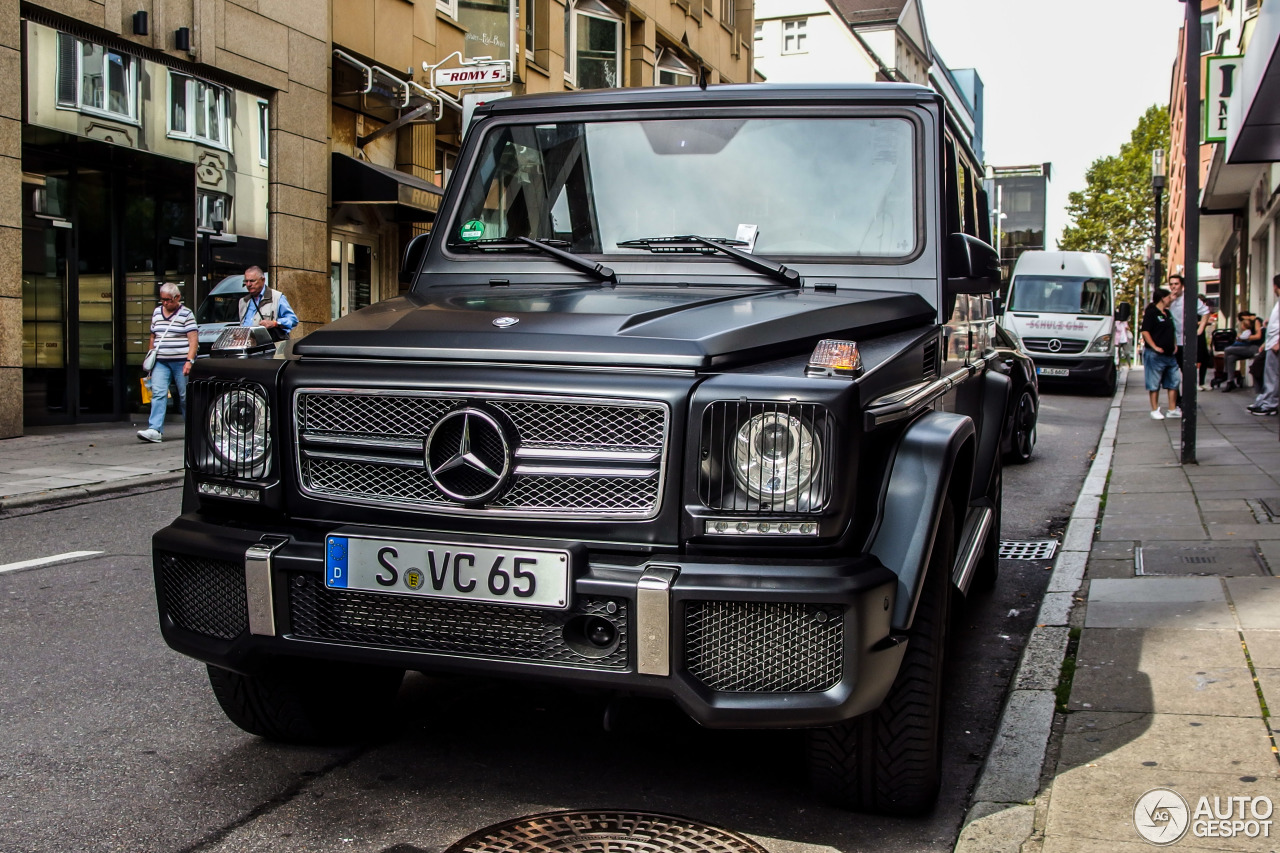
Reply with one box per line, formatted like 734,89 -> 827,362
493,316 -> 519,328
1048,338 -> 1063,353
425,408 -> 512,503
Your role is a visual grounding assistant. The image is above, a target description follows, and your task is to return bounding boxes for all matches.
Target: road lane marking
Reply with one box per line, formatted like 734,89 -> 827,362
0,551 -> 104,574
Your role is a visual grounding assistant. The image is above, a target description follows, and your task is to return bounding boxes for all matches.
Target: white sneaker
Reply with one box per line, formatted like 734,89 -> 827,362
136,428 -> 163,443
1149,409 -> 1165,420
1167,407 -> 1183,418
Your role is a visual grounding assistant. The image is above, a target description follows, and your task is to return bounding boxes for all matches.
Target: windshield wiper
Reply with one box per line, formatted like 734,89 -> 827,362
617,235 -> 802,287
456,237 -> 616,284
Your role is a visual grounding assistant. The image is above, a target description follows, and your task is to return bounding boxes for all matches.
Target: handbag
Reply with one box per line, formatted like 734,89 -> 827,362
143,314 -> 179,374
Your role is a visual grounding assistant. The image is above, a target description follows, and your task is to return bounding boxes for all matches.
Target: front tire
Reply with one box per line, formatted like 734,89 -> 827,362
807,505 -> 954,814
1005,389 -> 1037,464
207,659 -> 404,744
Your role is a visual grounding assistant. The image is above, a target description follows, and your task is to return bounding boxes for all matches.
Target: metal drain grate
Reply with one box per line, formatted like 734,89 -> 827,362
443,811 -> 771,853
998,540 -> 1059,561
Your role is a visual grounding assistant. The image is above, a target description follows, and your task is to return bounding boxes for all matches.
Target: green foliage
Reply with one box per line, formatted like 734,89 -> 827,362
1060,104 -> 1169,312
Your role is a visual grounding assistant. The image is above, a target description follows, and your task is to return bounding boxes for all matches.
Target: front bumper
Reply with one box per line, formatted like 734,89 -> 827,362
153,514 -> 904,729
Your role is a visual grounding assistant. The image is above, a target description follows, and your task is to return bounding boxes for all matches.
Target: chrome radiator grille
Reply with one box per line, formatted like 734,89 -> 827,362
684,601 -> 844,693
295,390 -> 668,518
1023,337 -> 1088,354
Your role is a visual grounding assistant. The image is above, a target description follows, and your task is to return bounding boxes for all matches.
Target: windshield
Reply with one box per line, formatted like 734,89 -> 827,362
447,116 -> 917,258
1009,275 -> 1111,316
196,275 -> 250,324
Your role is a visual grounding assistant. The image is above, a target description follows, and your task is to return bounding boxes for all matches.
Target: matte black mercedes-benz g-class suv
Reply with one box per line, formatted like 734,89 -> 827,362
153,83 -> 1009,815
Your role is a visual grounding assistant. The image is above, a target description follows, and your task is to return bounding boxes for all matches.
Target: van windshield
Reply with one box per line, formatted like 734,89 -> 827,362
1009,275 -> 1111,316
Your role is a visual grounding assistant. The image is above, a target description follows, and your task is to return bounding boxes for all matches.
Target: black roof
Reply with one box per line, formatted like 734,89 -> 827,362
477,82 -> 938,118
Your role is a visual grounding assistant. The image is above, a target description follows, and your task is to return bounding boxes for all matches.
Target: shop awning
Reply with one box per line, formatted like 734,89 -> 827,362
1228,2 -> 1280,163
331,152 -> 443,221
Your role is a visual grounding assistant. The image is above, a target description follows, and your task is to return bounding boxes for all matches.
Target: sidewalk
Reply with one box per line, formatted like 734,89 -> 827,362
961,368 -> 1280,852
0,420 -> 185,510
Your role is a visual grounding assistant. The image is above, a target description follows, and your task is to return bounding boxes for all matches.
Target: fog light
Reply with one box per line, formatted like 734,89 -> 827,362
586,617 -> 616,648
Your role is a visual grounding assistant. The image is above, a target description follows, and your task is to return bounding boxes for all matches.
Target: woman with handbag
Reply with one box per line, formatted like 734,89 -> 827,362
137,282 -> 198,443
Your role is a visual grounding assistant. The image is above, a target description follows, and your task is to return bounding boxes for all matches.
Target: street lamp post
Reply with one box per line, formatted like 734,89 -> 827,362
1181,0 -> 1200,465
1152,148 -> 1166,306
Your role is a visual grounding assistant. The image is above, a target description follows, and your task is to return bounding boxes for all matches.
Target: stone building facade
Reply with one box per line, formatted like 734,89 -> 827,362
0,0 -> 754,436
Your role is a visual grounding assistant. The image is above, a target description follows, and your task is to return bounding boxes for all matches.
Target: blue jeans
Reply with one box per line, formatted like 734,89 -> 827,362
1142,349 -> 1180,392
148,359 -> 188,433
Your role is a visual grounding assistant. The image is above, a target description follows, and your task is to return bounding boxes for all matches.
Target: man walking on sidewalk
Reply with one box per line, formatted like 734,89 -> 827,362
1141,286 -> 1180,419
1247,275 -> 1280,416
1167,274 -> 1207,415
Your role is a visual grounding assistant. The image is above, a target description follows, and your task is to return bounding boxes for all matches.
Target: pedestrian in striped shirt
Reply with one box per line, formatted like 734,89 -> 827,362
137,282 -> 198,443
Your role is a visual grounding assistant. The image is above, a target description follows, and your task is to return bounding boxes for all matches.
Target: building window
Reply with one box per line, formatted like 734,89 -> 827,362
782,18 -> 807,54
169,72 -> 231,148
56,33 -> 138,121
1201,11 -> 1216,54
197,191 -> 231,232
516,0 -> 535,55
460,0 -> 516,62
437,0 -> 458,17
258,101 -> 269,165
721,0 -> 735,28
754,22 -> 763,41
565,0 -> 622,89
656,49 -> 697,86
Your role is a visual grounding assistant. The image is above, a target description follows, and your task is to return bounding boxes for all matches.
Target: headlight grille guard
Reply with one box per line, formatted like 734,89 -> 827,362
697,400 -> 834,514
189,378 -> 274,481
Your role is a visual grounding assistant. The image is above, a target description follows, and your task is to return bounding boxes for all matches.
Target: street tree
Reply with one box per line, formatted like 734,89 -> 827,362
1060,103 -> 1169,312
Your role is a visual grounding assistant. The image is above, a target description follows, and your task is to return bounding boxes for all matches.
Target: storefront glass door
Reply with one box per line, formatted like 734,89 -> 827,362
329,235 -> 375,320
22,136 -> 195,425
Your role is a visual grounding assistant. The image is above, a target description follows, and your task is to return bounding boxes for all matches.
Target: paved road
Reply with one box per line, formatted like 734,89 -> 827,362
0,386 -> 1108,853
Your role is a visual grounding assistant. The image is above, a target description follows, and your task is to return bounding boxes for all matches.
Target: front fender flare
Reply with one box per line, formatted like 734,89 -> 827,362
869,410 -> 976,630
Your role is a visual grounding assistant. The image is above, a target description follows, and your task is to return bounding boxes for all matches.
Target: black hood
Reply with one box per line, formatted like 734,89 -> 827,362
293,283 -> 935,369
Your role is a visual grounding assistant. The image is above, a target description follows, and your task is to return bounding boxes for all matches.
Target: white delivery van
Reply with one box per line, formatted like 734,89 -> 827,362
999,251 -> 1118,394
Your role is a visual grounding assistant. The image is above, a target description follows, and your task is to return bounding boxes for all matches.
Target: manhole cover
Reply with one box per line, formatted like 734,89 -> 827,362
999,540 -> 1058,560
1137,545 -> 1266,576
443,810 -> 771,853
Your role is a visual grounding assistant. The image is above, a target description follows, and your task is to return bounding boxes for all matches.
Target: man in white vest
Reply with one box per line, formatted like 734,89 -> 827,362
238,265 -> 298,338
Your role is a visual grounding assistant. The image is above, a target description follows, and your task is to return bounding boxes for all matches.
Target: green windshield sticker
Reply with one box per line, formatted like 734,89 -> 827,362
460,220 -> 486,241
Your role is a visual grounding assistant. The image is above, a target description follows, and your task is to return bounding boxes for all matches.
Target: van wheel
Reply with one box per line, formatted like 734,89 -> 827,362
207,659 -> 404,744
1099,364 -> 1117,396
807,505 -> 954,814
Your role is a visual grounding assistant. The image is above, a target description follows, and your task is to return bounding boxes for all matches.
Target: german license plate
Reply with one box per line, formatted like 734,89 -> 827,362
325,534 -> 569,609
1037,367 -> 1069,377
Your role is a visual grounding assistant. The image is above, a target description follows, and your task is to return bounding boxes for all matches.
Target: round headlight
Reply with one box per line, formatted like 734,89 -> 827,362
731,412 -> 820,502
207,389 -> 269,465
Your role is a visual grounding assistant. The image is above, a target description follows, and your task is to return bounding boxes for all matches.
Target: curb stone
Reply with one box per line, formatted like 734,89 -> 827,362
953,367 -> 1126,852
0,471 -> 185,512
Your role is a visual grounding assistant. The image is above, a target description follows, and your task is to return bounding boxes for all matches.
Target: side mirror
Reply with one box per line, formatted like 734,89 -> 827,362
993,292 -> 1006,316
400,232 -> 431,285
1116,302 -> 1133,323
945,233 -> 1002,295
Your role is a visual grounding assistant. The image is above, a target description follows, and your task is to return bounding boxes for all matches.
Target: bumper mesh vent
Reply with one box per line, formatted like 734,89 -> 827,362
156,551 -> 247,640
684,601 -> 843,693
287,575 -> 629,670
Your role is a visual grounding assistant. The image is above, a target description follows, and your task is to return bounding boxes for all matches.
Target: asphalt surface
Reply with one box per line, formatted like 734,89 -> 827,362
0,385 -> 1109,853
